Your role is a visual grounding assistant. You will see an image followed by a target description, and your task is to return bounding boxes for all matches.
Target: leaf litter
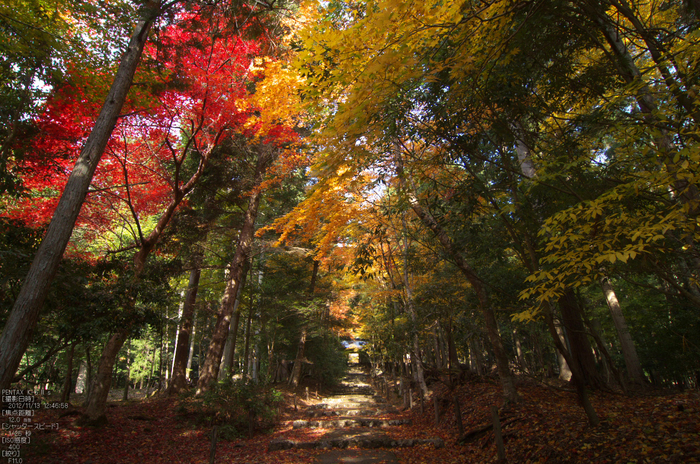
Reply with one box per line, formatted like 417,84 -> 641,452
13,377 -> 700,463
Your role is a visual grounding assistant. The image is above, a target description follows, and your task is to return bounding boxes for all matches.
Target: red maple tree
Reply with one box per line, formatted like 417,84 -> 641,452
4,5 -> 298,256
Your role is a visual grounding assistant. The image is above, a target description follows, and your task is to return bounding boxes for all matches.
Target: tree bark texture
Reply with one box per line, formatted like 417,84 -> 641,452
242,299 -> 254,379
220,268 -> 248,379
168,266 -> 201,395
558,289 -> 607,390
555,322 -> 572,381
542,303 -> 599,426
186,313 -> 197,380
122,341 -> 131,401
0,7 -> 160,391
81,329 -> 129,424
289,327 -> 307,388
60,343 -> 75,403
600,277 -> 645,385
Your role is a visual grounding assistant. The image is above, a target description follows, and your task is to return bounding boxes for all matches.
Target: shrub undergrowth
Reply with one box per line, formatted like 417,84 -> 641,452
182,380 -> 282,440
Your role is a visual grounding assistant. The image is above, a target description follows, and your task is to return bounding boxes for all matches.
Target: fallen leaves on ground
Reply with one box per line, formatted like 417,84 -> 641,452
11,377 -> 700,463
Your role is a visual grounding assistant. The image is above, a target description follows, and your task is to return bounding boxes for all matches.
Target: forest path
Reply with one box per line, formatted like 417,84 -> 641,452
268,366 -> 443,463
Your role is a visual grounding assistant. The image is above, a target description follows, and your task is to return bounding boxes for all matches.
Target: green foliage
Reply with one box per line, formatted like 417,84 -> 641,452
582,279 -> 700,385
305,334 -> 347,386
186,380 -> 282,439
0,219 -> 42,315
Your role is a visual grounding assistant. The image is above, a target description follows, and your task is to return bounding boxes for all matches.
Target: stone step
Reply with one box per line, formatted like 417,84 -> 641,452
309,399 -> 389,410
306,407 -> 398,418
324,394 -> 381,402
330,387 -> 375,395
268,434 -> 443,451
292,418 -> 411,429
311,403 -> 384,410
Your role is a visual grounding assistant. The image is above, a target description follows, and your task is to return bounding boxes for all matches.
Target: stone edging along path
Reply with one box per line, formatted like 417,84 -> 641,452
268,366 -> 444,463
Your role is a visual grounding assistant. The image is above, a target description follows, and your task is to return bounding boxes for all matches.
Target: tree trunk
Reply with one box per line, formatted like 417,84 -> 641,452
287,258 -> 318,385
242,298 -> 254,379
170,290 -> 186,378
122,341 -> 131,401
220,270 -> 247,379
469,337 -> 484,375
75,360 -> 87,395
196,150 -> 272,394
186,311 -> 197,381
542,303 -> 600,426
512,327 -> 526,372
145,341 -> 157,396
404,281 -> 429,398
61,343 -> 75,403
80,329 -> 129,424
558,289 -> 607,390
219,307 -> 239,379
168,266 -> 201,395
399,213 -> 428,398
289,327 -> 307,388
309,260 -> 319,293
0,6 -> 161,391
158,321 -> 165,391
554,321 -> 572,381
163,309 -> 170,389
84,347 -> 93,403
600,277 -> 645,385
433,328 -> 443,369
532,331 -> 546,376
445,320 -> 459,371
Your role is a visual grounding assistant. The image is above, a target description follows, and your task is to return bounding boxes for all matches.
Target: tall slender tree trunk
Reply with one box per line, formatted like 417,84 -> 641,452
433,328 -> 444,369
398,216 -> 429,398
61,343 -> 75,403
542,304 -> 599,426
80,329 -> 129,425
84,347 -> 93,403
145,341 -> 157,395
170,290 -> 186,378
158,319 -> 166,390
242,298 -> 254,379
168,265 -> 201,395
469,336 -> 484,375
0,4 -> 161,391
186,311 -> 197,381
220,270 -> 248,379
75,360 -> 87,394
600,277 -> 645,385
512,328 -> 526,372
405,284 -> 429,397
122,341 -> 131,401
163,310 -> 170,388
289,327 -> 307,388
445,319 -> 459,371
288,244 -> 321,388
220,306 -> 241,379
555,322 -> 572,381
197,150 -> 272,394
